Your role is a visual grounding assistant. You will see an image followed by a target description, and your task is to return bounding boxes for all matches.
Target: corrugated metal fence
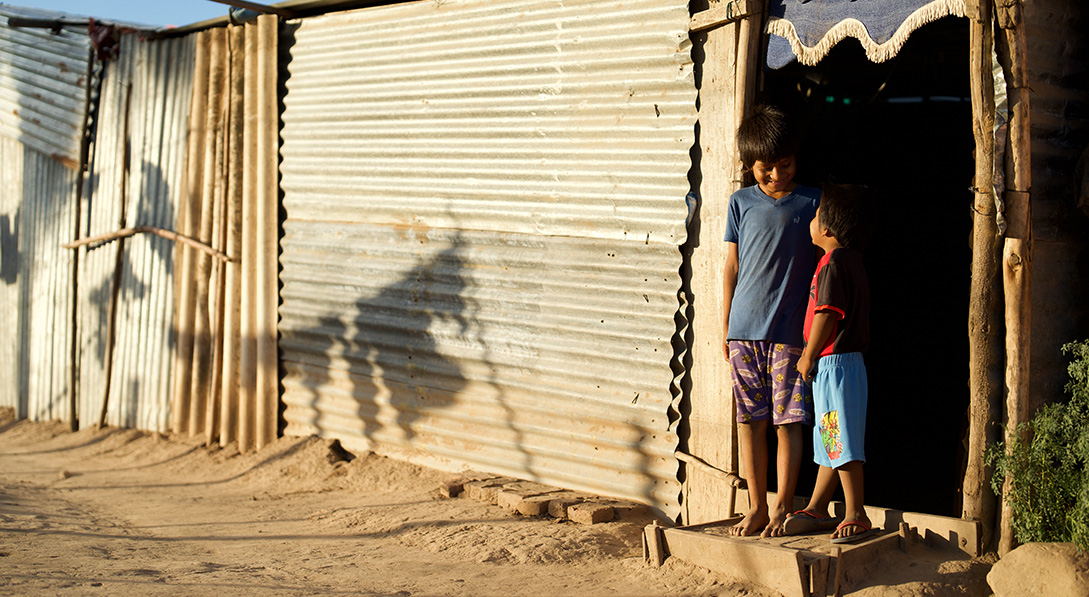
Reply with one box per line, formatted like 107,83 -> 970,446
75,35 -> 195,431
279,0 -> 696,515
0,10 -> 89,421
0,9 -> 89,167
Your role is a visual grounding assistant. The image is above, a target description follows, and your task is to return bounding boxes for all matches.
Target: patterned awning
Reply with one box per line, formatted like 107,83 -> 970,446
766,0 -> 966,69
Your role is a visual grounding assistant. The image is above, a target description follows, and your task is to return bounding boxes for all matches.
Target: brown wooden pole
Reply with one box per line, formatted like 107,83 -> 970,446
962,0 -> 1003,553
995,0 -> 1032,555
68,49 -> 96,431
62,226 -> 233,262
98,83 -> 132,429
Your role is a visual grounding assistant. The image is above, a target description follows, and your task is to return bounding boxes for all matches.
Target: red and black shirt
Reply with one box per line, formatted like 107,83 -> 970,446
803,247 -> 870,357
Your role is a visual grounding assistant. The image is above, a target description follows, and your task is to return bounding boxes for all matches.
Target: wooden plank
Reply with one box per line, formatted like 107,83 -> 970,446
661,527 -> 808,597
995,0 -> 1032,555
685,10 -> 742,524
857,505 -> 980,556
643,522 -> 666,567
963,0 -> 1001,552
690,0 -> 754,33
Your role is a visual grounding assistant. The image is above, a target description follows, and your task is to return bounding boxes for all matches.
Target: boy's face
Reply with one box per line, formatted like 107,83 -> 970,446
810,206 -> 823,245
752,155 -> 797,199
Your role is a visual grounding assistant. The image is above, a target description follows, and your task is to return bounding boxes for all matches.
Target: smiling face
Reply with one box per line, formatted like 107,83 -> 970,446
751,155 -> 797,199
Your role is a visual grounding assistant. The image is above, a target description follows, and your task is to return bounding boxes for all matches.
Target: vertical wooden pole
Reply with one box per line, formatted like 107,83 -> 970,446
995,0 -> 1032,555
963,0 -> 1002,552
68,50 -> 96,431
685,0 -> 763,525
99,83 -> 133,429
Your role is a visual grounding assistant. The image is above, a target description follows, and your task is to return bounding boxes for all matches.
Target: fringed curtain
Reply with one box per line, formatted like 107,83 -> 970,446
172,15 -> 279,452
765,0 -> 966,68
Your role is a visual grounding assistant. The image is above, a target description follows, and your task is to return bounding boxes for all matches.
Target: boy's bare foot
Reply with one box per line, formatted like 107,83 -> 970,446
728,508 -> 769,536
761,506 -> 789,537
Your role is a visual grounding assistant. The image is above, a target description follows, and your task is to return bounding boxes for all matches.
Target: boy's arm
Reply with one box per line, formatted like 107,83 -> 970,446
797,311 -> 837,382
722,241 -> 739,361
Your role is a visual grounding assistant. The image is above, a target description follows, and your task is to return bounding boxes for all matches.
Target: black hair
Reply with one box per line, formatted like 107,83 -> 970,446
737,104 -> 800,168
819,184 -> 874,250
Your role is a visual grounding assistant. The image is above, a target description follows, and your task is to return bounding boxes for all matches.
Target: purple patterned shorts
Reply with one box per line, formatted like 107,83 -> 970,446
727,340 -> 813,425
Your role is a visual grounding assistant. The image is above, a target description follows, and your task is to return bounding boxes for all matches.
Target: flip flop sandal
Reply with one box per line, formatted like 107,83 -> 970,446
830,519 -> 880,544
783,509 -> 839,535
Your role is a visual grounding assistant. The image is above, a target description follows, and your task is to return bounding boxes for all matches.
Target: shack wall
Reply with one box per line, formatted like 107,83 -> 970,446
1023,0 -> 1089,407
278,0 -> 696,516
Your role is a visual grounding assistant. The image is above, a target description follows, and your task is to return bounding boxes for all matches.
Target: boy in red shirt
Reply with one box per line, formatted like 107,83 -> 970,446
791,185 -> 875,544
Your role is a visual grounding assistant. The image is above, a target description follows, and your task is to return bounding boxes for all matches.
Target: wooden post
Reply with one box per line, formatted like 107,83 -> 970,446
686,0 -> 745,524
68,49 -> 96,431
98,83 -> 132,429
962,0 -> 1002,551
995,0 -> 1032,555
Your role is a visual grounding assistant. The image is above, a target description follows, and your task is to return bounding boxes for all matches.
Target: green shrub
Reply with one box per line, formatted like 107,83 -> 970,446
985,340 -> 1089,550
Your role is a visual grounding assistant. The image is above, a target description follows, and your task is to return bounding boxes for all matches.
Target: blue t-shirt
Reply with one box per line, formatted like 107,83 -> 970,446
724,184 -> 820,345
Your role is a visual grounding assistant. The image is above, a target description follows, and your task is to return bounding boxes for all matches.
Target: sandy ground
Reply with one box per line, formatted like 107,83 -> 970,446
0,407 -> 995,596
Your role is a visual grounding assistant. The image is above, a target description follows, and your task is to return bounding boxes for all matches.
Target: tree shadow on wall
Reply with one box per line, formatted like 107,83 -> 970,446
288,232 -> 473,454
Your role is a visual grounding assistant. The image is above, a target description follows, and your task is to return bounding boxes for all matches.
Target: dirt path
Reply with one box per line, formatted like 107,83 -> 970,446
0,408 -> 997,596
0,409 -> 762,596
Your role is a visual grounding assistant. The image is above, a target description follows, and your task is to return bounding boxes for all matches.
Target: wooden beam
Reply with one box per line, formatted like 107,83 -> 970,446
690,0 -> 755,33
996,0 -> 1032,555
660,527 -> 810,597
963,0 -> 1001,553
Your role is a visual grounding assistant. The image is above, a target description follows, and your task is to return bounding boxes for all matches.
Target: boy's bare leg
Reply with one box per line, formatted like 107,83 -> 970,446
729,420 -> 769,536
763,423 -> 803,537
833,461 -> 870,539
799,465 -> 839,518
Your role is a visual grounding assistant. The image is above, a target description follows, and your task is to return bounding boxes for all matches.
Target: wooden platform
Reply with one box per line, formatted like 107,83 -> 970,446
643,508 -> 981,597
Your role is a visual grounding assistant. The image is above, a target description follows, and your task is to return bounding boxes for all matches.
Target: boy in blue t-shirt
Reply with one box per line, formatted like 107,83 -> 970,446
723,105 -> 819,537
790,184 -> 874,544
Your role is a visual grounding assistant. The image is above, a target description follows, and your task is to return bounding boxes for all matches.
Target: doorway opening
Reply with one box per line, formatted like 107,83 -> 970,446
761,17 -> 974,517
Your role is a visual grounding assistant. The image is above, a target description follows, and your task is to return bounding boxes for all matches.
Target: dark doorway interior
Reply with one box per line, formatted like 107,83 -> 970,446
760,17 -> 974,517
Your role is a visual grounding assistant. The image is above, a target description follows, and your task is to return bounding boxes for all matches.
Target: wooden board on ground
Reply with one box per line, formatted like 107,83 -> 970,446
646,517 -> 908,597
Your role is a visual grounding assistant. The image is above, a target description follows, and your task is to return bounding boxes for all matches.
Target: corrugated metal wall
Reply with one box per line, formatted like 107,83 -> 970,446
0,12 -> 89,421
279,0 -> 695,515
74,35 -> 195,431
0,136 -> 80,420
171,18 -> 280,450
0,10 -> 90,168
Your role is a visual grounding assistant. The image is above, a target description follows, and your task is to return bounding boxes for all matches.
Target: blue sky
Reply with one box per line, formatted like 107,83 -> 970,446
2,1 -> 241,28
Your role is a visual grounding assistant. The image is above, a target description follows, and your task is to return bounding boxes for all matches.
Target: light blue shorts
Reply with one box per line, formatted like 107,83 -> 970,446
811,352 -> 868,469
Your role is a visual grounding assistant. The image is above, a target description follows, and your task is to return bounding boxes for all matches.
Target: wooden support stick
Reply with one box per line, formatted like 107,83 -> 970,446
98,83 -> 132,430
995,0 -> 1032,555
963,0 -> 1001,552
63,226 -> 234,262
